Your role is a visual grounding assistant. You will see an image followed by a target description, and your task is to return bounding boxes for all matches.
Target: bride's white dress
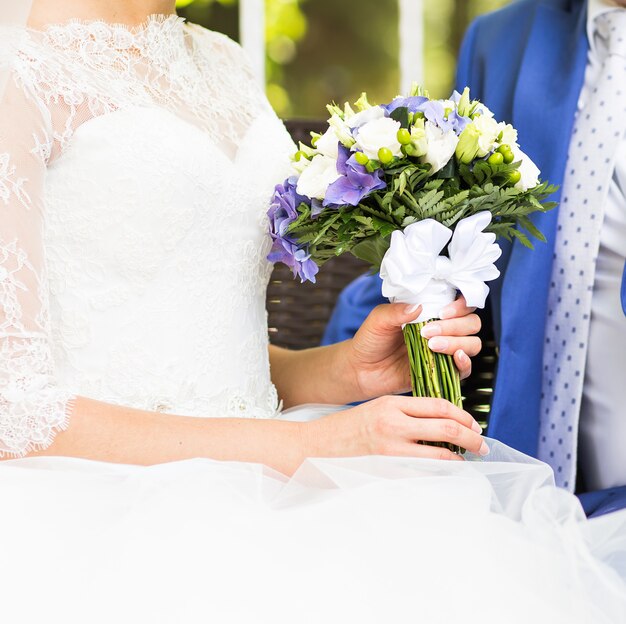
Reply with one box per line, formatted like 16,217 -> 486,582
0,16 -> 625,623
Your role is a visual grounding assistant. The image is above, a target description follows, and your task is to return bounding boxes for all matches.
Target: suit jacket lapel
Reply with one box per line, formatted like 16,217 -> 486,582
489,0 -> 589,455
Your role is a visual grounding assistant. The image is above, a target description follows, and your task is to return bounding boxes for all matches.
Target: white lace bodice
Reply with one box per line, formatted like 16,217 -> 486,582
0,16 -> 295,456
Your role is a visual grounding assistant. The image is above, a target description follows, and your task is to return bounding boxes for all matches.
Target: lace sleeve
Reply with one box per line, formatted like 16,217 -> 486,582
0,76 -> 73,457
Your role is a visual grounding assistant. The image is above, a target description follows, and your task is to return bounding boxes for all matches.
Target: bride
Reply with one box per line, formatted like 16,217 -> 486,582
0,1 -> 625,622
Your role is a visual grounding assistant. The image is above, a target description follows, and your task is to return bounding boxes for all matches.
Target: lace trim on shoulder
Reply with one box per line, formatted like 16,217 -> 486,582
12,15 -> 266,156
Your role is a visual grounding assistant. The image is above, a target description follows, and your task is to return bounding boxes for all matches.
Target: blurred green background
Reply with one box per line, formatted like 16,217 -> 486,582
176,0 -> 511,118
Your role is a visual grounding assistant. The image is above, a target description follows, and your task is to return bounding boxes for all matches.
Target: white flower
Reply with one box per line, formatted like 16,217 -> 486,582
292,157 -> 311,174
327,114 -> 356,149
296,155 -> 340,201
511,146 -> 540,191
498,123 -> 518,147
421,122 -> 459,174
315,127 -> 340,159
347,105 -> 386,130
354,117 -> 403,160
473,114 -> 501,157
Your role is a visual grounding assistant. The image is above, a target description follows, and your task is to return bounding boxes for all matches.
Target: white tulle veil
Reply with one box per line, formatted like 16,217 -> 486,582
0,0 -> 33,103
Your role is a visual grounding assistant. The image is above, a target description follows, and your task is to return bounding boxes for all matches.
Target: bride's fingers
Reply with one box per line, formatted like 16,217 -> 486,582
454,350 -> 472,380
420,314 -> 481,339
401,417 -> 487,456
390,397 -> 480,432
364,302 -> 424,335
439,295 -> 476,320
426,336 -> 482,358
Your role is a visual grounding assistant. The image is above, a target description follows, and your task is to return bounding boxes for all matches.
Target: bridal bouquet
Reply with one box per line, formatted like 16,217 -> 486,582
268,86 -> 556,447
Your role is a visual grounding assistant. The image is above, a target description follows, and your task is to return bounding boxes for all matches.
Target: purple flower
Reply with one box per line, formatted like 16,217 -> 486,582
383,96 -> 429,114
419,100 -> 469,135
267,177 -> 319,283
323,146 -> 386,207
448,110 -> 470,134
419,100 -> 453,131
268,237 -> 320,283
267,177 -> 304,240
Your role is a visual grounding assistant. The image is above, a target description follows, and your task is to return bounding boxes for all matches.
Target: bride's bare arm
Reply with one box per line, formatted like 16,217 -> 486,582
25,396 -> 309,474
22,394 -> 486,473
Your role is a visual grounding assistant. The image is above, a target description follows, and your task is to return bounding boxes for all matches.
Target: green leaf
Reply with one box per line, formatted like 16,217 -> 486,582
435,158 -> 457,180
518,216 -> 546,243
351,235 -> 391,269
510,228 -> 534,249
390,106 -> 410,128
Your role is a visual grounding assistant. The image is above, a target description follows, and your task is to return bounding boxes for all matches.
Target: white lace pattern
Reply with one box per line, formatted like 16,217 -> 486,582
0,16 -> 295,456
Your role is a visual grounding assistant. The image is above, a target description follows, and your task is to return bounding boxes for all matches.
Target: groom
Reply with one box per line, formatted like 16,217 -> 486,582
323,0 -> 626,517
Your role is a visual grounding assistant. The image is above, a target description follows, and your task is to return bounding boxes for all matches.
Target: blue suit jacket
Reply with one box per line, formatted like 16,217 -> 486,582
323,0 -> 626,517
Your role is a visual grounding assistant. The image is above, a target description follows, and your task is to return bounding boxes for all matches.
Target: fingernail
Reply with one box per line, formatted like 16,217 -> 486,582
420,323 -> 441,339
479,441 -> 490,456
404,304 -> 421,316
471,420 -> 483,433
428,337 -> 449,352
456,350 -> 468,363
439,305 -> 455,320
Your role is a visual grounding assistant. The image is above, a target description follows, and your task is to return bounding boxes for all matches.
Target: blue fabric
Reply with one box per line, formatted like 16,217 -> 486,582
322,273 -> 382,345
579,486 -> 626,517
621,265 -> 626,315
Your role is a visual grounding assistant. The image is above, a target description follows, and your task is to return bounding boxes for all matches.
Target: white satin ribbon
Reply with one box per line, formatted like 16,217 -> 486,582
380,211 -> 502,322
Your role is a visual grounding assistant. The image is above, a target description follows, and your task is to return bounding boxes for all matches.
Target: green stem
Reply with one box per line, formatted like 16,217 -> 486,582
403,321 -> 463,454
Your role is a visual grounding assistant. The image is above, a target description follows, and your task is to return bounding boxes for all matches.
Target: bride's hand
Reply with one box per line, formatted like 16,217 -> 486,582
306,396 -> 488,460
342,298 -> 482,402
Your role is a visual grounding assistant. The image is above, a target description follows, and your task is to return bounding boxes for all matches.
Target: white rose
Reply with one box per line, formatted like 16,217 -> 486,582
511,146 -> 540,191
422,122 -> 459,174
296,154 -> 340,200
347,105 -> 386,129
498,123 -> 518,147
315,127 -> 340,159
473,114 -> 501,157
354,117 -> 403,160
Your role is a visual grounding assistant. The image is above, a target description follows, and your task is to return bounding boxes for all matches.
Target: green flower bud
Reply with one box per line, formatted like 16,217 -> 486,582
366,160 -> 381,173
455,123 -> 482,164
457,87 -> 472,118
409,83 -> 429,98
378,147 -> 394,165
409,122 -> 428,157
297,142 -> 317,158
509,170 -> 522,185
294,150 -> 309,162
497,144 -> 515,163
326,103 -> 344,119
354,151 -> 369,166
488,152 -> 504,166
397,128 -> 412,145
354,92 -> 373,112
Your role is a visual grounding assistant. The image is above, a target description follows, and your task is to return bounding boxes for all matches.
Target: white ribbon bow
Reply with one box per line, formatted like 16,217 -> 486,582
380,211 -> 502,323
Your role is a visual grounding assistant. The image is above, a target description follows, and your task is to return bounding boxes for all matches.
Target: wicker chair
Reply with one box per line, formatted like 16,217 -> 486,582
268,119 -> 497,425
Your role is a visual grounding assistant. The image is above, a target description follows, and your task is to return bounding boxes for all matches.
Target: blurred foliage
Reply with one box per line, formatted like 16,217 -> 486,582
176,0 -> 511,118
